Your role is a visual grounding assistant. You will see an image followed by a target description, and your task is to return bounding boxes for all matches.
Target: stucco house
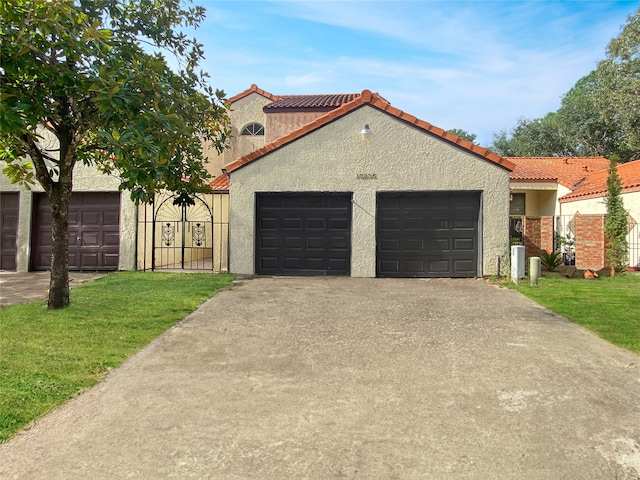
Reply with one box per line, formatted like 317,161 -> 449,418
2,84 -> 517,277
0,128 -> 137,273
508,156 -> 611,217
559,159 -> 640,269
221,88 -> 515,278
507,156 -> 640,269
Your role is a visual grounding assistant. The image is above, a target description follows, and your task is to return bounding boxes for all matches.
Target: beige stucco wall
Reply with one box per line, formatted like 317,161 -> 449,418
510,183 -> 571,216
560,191 -> 640,221
204,93 -> 271,178
1,157 -> 137,272
228,105 -> 511,277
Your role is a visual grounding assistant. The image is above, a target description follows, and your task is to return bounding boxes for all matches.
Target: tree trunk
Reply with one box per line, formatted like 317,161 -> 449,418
47,179 -> 72,309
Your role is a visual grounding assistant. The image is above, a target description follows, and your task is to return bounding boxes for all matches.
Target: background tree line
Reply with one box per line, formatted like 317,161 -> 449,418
484,8 -> 640,162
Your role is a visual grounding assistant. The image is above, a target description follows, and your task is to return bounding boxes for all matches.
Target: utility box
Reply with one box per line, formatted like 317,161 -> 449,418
511,245 -> 525,282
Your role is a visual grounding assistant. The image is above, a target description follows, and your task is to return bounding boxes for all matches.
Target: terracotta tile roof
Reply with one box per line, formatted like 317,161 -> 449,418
228,84 -> 360,112
210,174 -> 229,191
227,84 -> 279,104
264,93 -> 361,111
559,159 -> 640,203
224,89 -> 514,174
509,156 -> 610,189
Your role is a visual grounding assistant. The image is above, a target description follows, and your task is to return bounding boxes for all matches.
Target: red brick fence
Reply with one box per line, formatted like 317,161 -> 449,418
516,214 -> 629,271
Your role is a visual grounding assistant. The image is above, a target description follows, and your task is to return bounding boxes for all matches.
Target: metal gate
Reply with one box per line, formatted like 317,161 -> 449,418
153,193 -> 213,270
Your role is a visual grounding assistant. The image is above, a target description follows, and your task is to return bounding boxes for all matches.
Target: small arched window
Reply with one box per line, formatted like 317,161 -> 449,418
241,123 -> 264,136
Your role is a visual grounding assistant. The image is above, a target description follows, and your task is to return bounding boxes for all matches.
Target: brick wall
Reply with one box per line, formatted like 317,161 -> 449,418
523,216 -> 554,258
574,214 -> 607,270
521,214 -> 607,270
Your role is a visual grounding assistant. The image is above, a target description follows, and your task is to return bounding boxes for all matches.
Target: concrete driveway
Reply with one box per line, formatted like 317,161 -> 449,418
1,276 -> 639,479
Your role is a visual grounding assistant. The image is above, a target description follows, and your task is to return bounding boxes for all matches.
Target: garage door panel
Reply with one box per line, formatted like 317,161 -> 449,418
454,238 -> 475,250
377,191 -> 480,278
307,218 -> 325,229
261,257 -> 278,269
454,259 -> 475,275
380,217 -> 400,230
67,211 -> 80,226
380,259 -> 400,273
260,217 -> 278,229
283,218 -> 303,229
428,238 -> 449,251
380,239 -> 400,252
452,218 -> 476,230
81,232 -> 100,246
428,259 -> 450,274
405,239 -> 425,251
80,252 -> 100,267
405,260 -> 426,273
405,217 -> 424,230
284,236 -> 304,249
305,257 -> 324,270
261,236 -> 278,248
102,252 -> 119,267
429,218 -> 449,229
306,237 -> 324,249
329,217 -> 350,230
284,257 -> 301,269
81,211 -> 100,226
104,211 -> 119,226
329,236 -> 348,249
256,193 -> 351,276
103,232 -> 120,247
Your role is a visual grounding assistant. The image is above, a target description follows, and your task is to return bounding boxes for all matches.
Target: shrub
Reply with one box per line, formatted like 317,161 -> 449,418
540,250 -> 563,271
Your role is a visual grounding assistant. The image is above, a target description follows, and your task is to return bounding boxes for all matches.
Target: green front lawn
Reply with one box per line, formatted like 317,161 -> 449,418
505,272 -> 640,355
0,271 -> 235,443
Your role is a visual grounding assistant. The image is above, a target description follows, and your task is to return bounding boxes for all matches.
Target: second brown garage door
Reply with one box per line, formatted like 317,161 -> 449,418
256,192 -> 352,276
377,191 -> 480,278
31,192 -> 121,271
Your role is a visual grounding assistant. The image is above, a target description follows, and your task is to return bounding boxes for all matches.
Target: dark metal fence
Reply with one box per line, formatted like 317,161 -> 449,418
137,192 -> 229,272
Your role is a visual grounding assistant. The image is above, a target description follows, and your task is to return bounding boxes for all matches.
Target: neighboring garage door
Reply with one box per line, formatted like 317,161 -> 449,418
0,192 -> 19,271
377,191 -> 480,278
256,192 -> 352,275
32,192 -> 120,271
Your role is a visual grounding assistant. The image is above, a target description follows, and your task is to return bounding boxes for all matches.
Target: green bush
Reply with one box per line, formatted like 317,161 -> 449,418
540,250 -> 563,271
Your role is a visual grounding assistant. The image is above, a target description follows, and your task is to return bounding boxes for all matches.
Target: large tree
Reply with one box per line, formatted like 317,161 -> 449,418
1,0 -> 230,308
489,114 -> 574,157
556,71 -> 620,158
595,8 -> 640,162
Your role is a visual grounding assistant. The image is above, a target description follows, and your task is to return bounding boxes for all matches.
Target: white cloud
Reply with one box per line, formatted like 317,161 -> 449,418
196,1 -> 637,146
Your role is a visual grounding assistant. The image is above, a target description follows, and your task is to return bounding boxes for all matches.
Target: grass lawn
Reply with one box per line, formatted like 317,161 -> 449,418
505,271 -> 640,355
0,271 -> 235,443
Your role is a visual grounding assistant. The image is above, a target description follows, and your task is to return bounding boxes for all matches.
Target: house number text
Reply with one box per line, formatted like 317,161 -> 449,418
356,173 -> 377,180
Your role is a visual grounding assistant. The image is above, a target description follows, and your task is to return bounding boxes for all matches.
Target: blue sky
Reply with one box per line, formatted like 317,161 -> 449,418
194,1 -> 637,146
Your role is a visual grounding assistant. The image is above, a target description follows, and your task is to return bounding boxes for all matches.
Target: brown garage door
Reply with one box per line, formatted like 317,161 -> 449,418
1,192 -> 19,271
32,192 -> 120,271
377,191 -> 480,278
256,192 -> 352,276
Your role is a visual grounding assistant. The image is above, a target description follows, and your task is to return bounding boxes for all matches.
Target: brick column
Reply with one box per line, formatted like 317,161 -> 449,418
540,216 -> 554,254
574,214 -> 607,270
523,216 -> 541,259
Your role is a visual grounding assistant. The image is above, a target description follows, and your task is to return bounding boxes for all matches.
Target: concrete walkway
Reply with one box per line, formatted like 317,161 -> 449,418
0,276 -> 639,479
0,271 -> 109,306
